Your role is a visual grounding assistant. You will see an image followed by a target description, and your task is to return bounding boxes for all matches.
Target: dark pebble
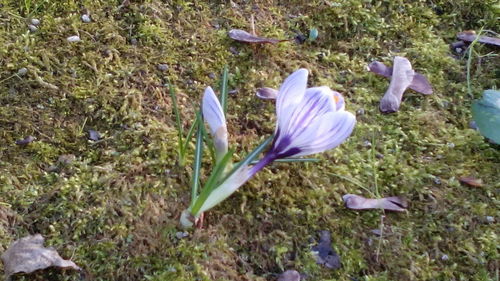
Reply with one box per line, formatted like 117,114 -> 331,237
229,46 -> 239,55
157,64 -> 169,71
88,130 -> 101,141
16,136 -> 36,145
469,121 -> 478,130
295,34 -> 307,44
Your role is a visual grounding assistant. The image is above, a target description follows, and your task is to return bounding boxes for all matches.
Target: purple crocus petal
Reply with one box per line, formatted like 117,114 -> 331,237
275,69 -> 309,141
202,86 -> 226,136
202,86 -> 228,162
284,87 -> 337,141
289,110 -> 355,157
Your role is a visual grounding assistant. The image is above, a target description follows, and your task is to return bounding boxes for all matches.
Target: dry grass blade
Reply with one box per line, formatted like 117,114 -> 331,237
256,87 -> 278,99
457,31 -> 500,47
343,194 -> 408,212
228,29 -> 288,44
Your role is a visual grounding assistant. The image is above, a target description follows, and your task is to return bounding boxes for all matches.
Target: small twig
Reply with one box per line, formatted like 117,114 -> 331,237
250,14 -> 256,36
375,214 -> 385,263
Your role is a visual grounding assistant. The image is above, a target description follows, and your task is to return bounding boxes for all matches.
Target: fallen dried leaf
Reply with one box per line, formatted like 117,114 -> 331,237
311,230 -> 341,270
1,234 -> 81,279
256,87 -> 278,99
228,29 -> 287,44
369,57 -> 433,113
458,177 -> 484,187
379,56 -> 414,113
457,31 -> 500,47
343,194 -> 408,212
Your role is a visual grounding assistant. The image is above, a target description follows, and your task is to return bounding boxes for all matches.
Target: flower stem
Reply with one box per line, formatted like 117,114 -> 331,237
249,153 -> 276,177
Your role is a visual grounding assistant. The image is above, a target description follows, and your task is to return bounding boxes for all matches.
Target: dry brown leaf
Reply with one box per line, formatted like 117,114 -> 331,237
369,57 -> 433,113
368,61 -> 433,95
1,234 -> 81,279
228,29 -> 287,44
256,87 -> 278,99
378,56 -> 414,113
458,177 -> 484,187
457,31 -> 500,47
343,194 -> 408,212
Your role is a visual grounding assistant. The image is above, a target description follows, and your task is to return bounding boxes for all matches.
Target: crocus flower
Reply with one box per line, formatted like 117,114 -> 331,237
202,86 -> 228,163
182,69 -> 356,227
250,69 -> 355,171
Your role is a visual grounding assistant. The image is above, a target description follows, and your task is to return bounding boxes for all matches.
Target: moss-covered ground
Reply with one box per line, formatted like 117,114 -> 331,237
1,0 -> 499,280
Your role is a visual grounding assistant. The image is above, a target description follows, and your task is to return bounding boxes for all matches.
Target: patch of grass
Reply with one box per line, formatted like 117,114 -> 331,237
1,0 -> 499,280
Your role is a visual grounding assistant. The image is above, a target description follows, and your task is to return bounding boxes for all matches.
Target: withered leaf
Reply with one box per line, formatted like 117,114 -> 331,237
458,177 -> 484,187
311,230 -> 341,270
379,56 -> 414,113
256,87 -> 278,100
369,59 -> 433,95
1,234 -> 81,279
457,32 -> 500,47
343,194 -> 408,212
369,57 -> 433,113
228,29 -> 287,44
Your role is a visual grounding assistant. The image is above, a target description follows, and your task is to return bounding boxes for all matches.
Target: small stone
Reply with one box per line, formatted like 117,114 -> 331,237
362,140 -> 372,148
157,64 -> 168,71
278,270 -> 301,281
16,136 -> 35,146
46,165 -> 59,173
229,46 -> 239,55
28,25 -> 38,32
441,254 -> 449,261
356,108 -> 365,116
294,33 -> 307,44
58,154 -> 76,165
485,216 -> 494,223
81,14 -> 91,23
130,38 -> 138,45
31,18 -> 40,26
67,35 -> 81,42
88,129 -> 101,141
228,89 -> 238,95
375,153 -> 384,159
469,121 -> 478,130
370,229 -> 382,236
208,72 -> 216,79
446,142 -> 455,148
433,177 -> 441,185
175,231 -> 189,239
17,68 -> 28,76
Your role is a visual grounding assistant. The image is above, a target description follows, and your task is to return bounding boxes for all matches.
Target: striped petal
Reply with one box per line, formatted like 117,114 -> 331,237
289,110 -> 356,157
202,87 -> 228,162
275,69 -> 308,140
202,87 -> 226,136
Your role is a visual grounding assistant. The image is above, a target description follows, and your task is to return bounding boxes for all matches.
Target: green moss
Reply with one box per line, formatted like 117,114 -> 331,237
1,0 -> 499,280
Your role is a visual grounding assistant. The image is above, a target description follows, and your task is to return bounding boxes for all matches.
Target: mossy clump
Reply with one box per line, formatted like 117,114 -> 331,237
0,0 -> 498,280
